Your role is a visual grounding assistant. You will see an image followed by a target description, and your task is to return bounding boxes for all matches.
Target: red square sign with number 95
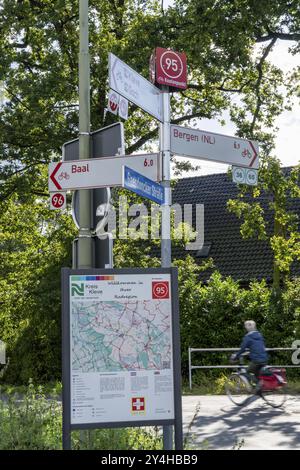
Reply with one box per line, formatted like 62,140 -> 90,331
151,47 -> 187,91
152,281 -> 170,299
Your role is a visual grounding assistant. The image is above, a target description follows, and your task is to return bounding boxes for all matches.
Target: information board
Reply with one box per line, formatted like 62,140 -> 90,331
62,268 -> 182,439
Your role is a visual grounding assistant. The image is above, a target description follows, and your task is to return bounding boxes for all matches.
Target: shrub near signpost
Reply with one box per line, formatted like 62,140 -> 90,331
177,259 -> 300,376
0,382 -> 163,450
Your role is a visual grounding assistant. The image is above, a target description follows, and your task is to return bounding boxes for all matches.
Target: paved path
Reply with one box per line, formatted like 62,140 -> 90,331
182,395 -> 300,450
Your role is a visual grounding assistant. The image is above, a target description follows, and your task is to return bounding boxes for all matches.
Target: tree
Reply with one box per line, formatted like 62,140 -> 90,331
227,158 -> 300,295
0,183 -> 76,382
1,0 -> 299,201
1,0 -> 300,382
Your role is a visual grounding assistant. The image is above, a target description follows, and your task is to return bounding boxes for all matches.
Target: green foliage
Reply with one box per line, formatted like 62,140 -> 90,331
0,191 -> 76,383
282,277 -> 300,340
1,0 -> 298,199
0,381 -> 162,450
228,158 -> 300,290
1,1 -> 300,384
0,380 -> 62,450
178,269 -> 300,374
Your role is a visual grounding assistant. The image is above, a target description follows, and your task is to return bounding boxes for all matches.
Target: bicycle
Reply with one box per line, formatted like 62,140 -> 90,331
58,171 -> 70,181
225,358 -> 287,408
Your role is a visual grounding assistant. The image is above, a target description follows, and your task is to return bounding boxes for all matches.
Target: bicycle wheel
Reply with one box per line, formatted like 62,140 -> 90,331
260,384 -> 287,408
225,373 -> 252,406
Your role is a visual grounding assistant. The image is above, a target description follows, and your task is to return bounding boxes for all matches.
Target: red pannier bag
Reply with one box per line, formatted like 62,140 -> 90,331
259,368 -> 287,391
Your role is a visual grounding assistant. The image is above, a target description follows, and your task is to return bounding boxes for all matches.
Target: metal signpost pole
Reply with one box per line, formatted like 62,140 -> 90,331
78,0 -> 92,269
160,85 -> 173,449
63,0 -> 92,451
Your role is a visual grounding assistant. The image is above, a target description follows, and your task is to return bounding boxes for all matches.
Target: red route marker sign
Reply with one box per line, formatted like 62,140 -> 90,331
50,192 -> 66,210
108,90 -> 119,115
150,47 -> 187,91
152,281 -> 170,299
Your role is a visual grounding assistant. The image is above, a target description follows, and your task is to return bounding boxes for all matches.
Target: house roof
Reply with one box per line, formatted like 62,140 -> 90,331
171,169 -> 300,283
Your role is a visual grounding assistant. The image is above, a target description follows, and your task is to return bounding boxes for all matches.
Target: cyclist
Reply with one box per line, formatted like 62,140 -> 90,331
231,320 -> 268,389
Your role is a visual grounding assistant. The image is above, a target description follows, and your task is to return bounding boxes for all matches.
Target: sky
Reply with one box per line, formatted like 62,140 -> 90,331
162,0 -> 300,176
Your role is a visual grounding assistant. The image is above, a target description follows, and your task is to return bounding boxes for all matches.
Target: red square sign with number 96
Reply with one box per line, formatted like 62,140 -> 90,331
50,192 -> 66,210
152,281 -> 170,299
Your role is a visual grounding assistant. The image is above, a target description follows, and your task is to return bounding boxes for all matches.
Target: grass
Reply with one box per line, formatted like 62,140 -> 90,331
0,380 -> 163,450
1,373 -> 299,450
182,371 -> 230,395
0,380 -> 62,398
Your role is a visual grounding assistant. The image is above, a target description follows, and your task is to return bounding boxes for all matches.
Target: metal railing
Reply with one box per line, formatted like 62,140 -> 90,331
188,347 -> 300,390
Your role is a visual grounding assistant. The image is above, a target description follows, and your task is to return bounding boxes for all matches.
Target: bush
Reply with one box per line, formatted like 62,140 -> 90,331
0,380 -> 62,450
177,263 -> 300,375
2,235 -> 299,384
0,381 -> 162,450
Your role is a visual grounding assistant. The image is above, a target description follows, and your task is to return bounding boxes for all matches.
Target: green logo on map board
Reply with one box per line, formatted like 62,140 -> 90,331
71,283 -> 84,296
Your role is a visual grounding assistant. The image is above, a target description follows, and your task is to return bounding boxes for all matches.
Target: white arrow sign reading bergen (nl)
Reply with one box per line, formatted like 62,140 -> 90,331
170,124 -> 259,169
48,154 -> 161,192
109,53 -> 163,122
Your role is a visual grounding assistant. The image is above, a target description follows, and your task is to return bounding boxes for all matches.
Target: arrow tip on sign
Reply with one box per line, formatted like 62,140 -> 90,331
50,162 -> 63,190
248,141 -> 259,168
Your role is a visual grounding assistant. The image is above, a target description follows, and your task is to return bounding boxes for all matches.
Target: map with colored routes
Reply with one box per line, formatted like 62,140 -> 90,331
71,300 -> 172,372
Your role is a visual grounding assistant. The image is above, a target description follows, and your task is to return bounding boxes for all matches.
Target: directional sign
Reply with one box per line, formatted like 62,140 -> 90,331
48,154 -> 161,192
232,166 -> 258,186
109,53 -> 163,122
170,125 -> 259,169
122,166 -> 165,205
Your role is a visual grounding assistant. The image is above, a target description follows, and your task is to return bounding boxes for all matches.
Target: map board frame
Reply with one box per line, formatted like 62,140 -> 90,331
62,267 -> 183,449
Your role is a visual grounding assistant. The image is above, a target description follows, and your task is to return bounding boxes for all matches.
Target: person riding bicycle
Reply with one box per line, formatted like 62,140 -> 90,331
231,320 -> 268,387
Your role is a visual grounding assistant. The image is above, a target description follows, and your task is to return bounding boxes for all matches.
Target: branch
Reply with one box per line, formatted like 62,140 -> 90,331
9,161 -> 48,176
188,80 -> 251,94
5,87 -> 32,112
126,112 -> 212,154
0,182 -> 19,203
250,36 -> 277,135
1,161 -> 48,180
127,128 -> 158,154
256,32 -> 300,42
172,112 -> 210,125
53,103 -> 79,109
188,84 -> 204,91
31,190 -> 49,197
10,42 -> 28,49
0,161 -> 49,202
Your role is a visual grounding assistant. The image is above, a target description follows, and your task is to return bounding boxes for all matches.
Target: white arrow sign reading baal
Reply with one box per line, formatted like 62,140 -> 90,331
170,125 -> 259,169
48,154 -> 161,192
109,53 -> 163,122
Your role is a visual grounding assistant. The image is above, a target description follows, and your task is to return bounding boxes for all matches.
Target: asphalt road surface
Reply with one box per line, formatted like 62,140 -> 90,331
182,395 -> 300,450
